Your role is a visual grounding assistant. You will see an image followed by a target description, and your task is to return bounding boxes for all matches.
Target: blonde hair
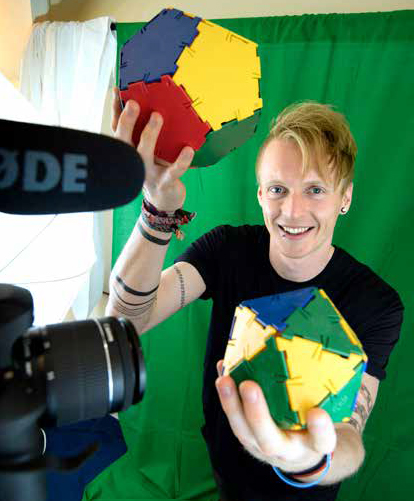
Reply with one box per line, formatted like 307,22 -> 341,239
256,101 -> 357,193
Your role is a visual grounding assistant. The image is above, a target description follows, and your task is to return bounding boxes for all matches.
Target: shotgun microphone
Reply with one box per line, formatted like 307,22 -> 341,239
0,119 -> 145,215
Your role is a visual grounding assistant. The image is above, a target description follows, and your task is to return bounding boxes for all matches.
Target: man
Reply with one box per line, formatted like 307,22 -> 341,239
107,92 -> 403,501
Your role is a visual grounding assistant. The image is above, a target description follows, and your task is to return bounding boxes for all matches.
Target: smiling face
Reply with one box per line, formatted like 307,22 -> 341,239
257,138 -> 353,263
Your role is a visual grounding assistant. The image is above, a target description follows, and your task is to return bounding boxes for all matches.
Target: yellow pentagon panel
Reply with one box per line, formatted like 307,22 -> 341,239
173,20 -> 262,130
276,336 -> 364,425
223,307 -> 276,375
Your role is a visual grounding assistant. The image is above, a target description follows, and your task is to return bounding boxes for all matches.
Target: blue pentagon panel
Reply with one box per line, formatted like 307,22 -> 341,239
119,8 -> 201,90
318,361 -> 365,422
192,109 -> 261,167
230,337 -> 299,428
241,287 -> 316,331
282,291 -> 364,358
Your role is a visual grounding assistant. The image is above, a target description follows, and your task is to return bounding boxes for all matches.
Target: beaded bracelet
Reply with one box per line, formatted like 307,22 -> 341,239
141,198 -> 196,240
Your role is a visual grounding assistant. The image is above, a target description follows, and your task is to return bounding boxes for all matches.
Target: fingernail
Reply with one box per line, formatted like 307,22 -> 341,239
219,385 -> 232,398
126,101 -> 137,115
182,150 -> 193,161
244,390 -> 258,403
149,113 -> 158,126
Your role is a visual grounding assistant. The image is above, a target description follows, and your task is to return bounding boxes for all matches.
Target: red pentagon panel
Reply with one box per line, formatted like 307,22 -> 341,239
120,75 -> 211,163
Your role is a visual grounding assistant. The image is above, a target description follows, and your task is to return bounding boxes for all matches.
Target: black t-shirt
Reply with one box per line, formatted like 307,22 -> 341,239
175,225 -> 404,501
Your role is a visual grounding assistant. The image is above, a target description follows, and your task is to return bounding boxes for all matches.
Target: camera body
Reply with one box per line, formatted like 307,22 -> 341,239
0,284 -> 146,501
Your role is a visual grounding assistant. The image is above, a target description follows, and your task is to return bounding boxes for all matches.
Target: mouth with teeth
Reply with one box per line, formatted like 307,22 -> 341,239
278,224 -> 314,239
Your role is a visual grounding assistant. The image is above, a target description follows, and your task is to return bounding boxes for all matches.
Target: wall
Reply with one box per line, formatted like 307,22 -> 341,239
0,0 -> 32,85
39,0 -> 414,22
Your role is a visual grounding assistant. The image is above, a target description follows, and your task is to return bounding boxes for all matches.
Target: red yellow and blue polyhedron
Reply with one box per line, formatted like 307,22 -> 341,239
119,7 -> 262,166
223,287 -> 368,430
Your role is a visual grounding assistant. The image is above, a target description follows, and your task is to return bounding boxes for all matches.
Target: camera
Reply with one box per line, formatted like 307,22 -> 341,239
0,117 -> 147,501
0,283 -> 146,501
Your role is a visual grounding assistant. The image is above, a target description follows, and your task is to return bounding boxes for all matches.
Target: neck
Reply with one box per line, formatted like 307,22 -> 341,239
269,241 -> 335,282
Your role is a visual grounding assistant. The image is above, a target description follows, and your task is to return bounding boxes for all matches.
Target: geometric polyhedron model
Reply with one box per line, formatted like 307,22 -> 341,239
119,7 -> 262,167
222,287 -> 368,430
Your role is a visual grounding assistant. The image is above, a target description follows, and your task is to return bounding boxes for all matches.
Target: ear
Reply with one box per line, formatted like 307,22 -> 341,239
257,185 -> 263,208
342,182 -> 353,210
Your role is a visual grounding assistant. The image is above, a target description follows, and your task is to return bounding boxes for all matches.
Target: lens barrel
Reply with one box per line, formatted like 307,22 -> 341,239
27,317 -> 145,426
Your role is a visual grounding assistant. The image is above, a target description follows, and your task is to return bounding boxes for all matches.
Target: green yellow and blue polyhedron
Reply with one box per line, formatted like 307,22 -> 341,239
223,287 -> 368,430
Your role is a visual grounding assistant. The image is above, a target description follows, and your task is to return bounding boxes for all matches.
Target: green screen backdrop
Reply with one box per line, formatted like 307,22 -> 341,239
84,10 -> 414,501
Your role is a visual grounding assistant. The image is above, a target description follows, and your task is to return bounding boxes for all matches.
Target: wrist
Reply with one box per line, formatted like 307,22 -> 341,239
141,197 -> 196,240
273,450 -> 324,474
281,453 -> 333,479
143,187 -> 182,213
272,453 -> 333,489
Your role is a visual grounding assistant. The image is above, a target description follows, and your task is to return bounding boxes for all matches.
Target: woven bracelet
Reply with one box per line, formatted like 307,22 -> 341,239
141,198 -> 196,240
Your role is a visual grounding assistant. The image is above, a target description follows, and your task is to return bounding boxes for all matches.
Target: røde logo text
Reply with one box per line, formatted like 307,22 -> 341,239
0,149 -> 88,192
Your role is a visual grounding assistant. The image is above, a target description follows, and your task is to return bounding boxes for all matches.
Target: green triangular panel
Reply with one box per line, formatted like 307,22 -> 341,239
192,109 -> 261,167
282,291 -> 363,358
230,336 -> 299,428
318,361 -> 365,422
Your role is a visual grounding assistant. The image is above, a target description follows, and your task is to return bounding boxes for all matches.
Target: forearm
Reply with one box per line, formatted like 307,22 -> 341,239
106,214 -> 171,332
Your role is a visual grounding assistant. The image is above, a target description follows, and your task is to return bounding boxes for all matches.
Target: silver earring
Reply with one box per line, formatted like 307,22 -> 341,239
340,207 -> 347,214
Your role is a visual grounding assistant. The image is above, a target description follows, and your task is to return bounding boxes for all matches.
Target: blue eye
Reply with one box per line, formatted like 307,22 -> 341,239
309,187 -> 324,195
269,186 -> 285,195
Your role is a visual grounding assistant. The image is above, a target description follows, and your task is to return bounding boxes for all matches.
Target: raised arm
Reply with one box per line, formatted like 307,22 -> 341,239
105,89 -> 206,334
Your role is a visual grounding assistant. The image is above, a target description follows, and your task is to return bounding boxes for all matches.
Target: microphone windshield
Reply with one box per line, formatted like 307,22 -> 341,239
0,120 -> 145,215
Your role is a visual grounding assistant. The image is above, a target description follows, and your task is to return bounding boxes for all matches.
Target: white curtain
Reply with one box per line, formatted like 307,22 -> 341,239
0,18 -> 116,325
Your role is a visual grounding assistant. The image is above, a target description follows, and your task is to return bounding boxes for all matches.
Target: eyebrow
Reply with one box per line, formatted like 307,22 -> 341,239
264,179 -> 328,187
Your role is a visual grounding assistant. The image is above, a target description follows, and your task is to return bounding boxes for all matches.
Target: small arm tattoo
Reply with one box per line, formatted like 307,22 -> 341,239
348,417 -> 362,434
354,401 -> 369,427
348,397 -> 370,434
174,265 -> 185,309
360,384 -> 373,412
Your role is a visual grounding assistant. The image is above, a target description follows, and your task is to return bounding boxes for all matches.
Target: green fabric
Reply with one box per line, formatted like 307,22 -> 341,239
84,10 -> 414,501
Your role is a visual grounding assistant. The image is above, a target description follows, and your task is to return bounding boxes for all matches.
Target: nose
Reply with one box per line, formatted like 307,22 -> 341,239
281,192 -> 307,220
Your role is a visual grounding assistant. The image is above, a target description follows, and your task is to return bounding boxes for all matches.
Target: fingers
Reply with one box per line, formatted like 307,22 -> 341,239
215,375 -> 258,450
115,100 -> 140,146
137,112 -> 164,164
163,146 -> 194,184
216,359 -> 224,376
238,381 -> 291,457
111,87 -> 122,133
302,408 -> 337,455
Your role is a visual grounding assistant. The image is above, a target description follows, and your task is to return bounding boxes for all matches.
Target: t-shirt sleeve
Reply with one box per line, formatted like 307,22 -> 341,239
174,225 -> 230,300
360,288 -> 404,381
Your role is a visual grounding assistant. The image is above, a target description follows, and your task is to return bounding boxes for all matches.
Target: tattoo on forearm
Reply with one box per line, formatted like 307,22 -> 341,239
360,384 -> 373,412
112,296 -> 156,317
113,286 -> 154,307
137,220 -> 171,246
348,400 -> 369,435
174,265 -> 185,309
355,401 -> 369,429
348,417 -> 362,434
116,275 -> 159,296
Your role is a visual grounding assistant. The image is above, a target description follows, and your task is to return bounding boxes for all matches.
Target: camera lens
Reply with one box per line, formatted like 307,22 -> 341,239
27,317 -> 145,426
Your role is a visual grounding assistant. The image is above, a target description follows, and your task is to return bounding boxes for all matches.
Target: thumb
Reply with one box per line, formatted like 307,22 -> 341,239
304,408 -> 337,455
164,146 -> 194,183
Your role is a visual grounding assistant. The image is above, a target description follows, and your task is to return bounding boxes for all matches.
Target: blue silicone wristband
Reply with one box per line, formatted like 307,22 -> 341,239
272,453 -> 332,488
